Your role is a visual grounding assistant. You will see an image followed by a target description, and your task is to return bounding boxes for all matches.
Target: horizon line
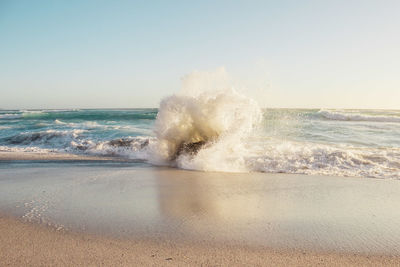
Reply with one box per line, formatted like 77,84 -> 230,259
1,107 -> 400,111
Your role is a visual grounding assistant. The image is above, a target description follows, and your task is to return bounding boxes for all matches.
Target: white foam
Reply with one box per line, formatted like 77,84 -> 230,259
146,69 -> 400,177
0,145 -> 54,153
6,129 -> 87,147
0,113 -> 21,119
318,109 -> 400,123
54,119 -> 66,125
78,136 -> 154,159
246,140 -> 400,179
54,119 -> 99,128
150,68 -> 262,172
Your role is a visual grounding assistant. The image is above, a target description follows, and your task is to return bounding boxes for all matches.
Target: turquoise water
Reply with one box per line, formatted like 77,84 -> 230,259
1,108 -> 400,178
0,109 -> 157,152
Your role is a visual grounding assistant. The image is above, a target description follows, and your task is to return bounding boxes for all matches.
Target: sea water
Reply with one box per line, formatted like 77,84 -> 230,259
1,105 -> 399,178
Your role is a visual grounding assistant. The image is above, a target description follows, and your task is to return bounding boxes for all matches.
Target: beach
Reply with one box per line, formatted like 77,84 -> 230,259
1,216 -> 399,266
2,0 -> 400,265
1,153 -> 400,266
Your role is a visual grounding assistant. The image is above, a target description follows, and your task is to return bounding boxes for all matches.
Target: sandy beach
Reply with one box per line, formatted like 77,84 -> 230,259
1,153 -> 400,265
2,0 -> 400,265
1,215 -> 400,266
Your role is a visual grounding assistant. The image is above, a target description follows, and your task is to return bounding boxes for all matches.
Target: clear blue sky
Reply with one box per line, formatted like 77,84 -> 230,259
1,0 -> 399,109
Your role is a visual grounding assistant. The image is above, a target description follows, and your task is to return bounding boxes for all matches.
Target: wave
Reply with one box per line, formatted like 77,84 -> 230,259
1,109 -> 158,121
245,141 -> 400,179
2,127 -> 399,179
1,70 -> 399,179
75,136 -> 153,158
21,109 -> 157,121
2,129 -> 153,159
144,69 -> 400,177
0,113 -> 22,119
4,129 -> 87,146
2,134 -> 399,178
52,119 -> 153,135
3,69 -> 264,172
318,109 -> 400,123
0,145 -> 54,153
54,119 -> 99,128
149,68 -> 262,172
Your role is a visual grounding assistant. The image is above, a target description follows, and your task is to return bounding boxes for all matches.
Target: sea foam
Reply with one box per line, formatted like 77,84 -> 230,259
318,109 -> 400,123
150,68 -> 262,172
1,70 -> 399,179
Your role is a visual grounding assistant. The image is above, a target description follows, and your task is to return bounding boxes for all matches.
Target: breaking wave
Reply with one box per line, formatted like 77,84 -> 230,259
0,113 -> 22,119
318,109 -> 400,123
4,129 -> 87,146
145,71 -> 400,177
0,109 -> 157,121
1,69 -> 400,179
149,68 -> 262,172
1,129 -> 152,158
246,141 -> 400,179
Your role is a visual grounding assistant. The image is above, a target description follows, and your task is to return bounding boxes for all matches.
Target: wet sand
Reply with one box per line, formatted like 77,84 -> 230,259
1,152 -> 400,265
0,151 -> 121,161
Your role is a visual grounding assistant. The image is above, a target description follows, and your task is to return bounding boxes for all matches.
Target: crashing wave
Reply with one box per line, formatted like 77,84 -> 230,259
4,129 -> 86,146
1,69 -> 399,179
76,136 -> 152,158
150,68 -> 262,172
246,140 -> 400,179
3,129 -> 152,158
318,109 -> 400,123
0,113 -> 22,119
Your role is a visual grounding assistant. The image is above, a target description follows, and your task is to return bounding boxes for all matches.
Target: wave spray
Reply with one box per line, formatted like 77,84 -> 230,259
151,68 -> 262,172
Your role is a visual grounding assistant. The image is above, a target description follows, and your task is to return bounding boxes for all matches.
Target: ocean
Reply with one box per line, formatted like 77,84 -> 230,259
1,107 -> 399,179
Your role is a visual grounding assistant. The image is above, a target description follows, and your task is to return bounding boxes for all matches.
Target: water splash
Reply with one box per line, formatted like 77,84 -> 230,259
151,68 -> 262,172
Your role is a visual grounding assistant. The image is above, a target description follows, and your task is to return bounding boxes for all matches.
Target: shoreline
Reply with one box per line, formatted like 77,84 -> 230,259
1,154 -> 400,265
1,215 -> 399,266
0,151 -> 126,161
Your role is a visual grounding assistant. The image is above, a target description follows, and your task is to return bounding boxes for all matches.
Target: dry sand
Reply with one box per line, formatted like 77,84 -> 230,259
1,215 -> 399,266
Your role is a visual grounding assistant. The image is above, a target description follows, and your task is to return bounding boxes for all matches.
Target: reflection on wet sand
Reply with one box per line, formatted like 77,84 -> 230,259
152,169 -> 326,247
1,166 -> 400,254
154,169 -> 269,225
152,169 -> 400,253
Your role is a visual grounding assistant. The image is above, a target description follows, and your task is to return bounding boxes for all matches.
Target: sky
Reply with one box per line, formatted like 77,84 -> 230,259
0,0 -> 399,109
